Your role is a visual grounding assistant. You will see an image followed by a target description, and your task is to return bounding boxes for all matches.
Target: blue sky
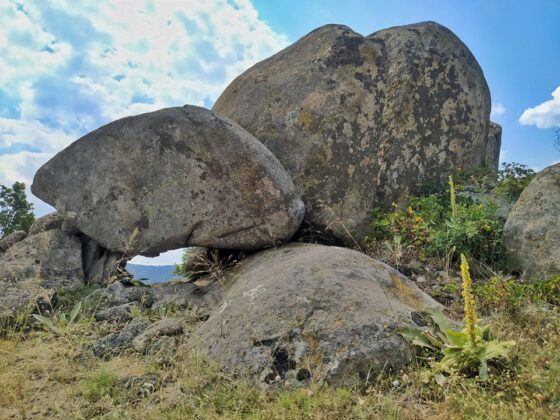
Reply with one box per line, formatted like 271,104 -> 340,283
0,0 -> 559,264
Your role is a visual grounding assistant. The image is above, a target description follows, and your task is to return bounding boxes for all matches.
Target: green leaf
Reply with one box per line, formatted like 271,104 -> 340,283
425,307 -> 454,334
480,340 -> 516,360
32,314 -> 55,331
399,327 -> 437,350
479,359 -> 489,380
444,330 -> 469,347
69,301 -> 82,324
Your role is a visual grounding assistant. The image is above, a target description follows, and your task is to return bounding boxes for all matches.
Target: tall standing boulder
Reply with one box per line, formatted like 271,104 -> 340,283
32,105 -> 305,256
503,163 -> 560,277
213,22 -> 493,244
192,243 -> 441,387
485,121 -> 502,171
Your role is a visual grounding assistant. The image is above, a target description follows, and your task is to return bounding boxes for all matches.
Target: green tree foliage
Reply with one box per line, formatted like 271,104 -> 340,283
0,181 -> 35,238
494,162 -> 536,202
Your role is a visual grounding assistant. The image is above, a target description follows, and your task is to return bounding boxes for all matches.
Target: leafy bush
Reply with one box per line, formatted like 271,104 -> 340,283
367,178 -> 507,268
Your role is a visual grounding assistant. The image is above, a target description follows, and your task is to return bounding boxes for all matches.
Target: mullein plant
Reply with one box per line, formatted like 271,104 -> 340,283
400,254 -> 515,380
448,175 -> 458,218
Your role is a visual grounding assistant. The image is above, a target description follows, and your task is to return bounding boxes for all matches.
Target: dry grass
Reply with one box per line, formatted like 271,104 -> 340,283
0,303 -> 559,419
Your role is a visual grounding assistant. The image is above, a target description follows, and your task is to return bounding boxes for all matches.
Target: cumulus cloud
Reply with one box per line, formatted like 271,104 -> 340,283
519,86 -> 560,128
491,103 -> 506,118
0,0 -> 288,190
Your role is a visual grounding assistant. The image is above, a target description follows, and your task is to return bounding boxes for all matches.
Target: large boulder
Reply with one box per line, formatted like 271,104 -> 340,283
213,22 -> 493,244
32,105 -> 305,256
0,229 -> 84,320
503,163 -> 560,277
192,243 -> 441,387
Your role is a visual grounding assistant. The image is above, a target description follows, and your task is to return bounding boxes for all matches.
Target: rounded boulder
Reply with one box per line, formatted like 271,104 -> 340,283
32,105 -> 305,256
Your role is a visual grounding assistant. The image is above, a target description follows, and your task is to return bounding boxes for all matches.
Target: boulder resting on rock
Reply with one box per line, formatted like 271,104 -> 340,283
32,105 -> 305,256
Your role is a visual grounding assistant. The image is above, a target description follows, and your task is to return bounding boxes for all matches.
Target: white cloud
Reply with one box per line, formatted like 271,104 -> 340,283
519,86 -> 560,128
130,249 -> 184,266
491,103 -> 506,117
0,0 -> 288,183
0,117 -> 75,152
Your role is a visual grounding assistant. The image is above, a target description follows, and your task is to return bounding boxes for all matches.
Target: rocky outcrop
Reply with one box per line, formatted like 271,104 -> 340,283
503,163 -> 560,277
192,243 -> 441,387
213,22 -> 493,244
0,229 -> 84,288
0,230 -> 27,253
485,121 -> 502,171
27,212 -> 64,236
0,229 -> 85,320
32,105 -> 305,257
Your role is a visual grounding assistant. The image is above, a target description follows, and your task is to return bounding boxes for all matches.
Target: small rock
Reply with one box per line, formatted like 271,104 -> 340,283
0,230 -> 27,252
90,317 -> 150,359
119,373 -> 160,398
94,302 -> 140,323
132,317 -> 184,353
85,281 -> 154,311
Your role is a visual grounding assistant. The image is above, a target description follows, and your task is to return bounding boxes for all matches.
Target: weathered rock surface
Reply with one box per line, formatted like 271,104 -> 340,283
213,21 -> 493,243
150,279 -> 222,316
27,212 -> 64,236
32,105 -> 305,256
0,230 -> 27,252
504,163 -> 560,277
86,281 -> 155,310
94,302 -> 140,323
192,243 -> 441,386
0,229 -> 84,320
82,238 -> 122,285
0,229 -> 84,288
132,318 -> 184,353
485,121 -> 502,171
90,317 -> 150,359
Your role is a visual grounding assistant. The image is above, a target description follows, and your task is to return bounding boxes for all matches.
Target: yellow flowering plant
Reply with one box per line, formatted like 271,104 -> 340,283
400,254 -> 516,380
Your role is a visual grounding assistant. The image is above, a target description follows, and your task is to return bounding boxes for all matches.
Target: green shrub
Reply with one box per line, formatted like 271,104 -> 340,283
367,184 -> 507,268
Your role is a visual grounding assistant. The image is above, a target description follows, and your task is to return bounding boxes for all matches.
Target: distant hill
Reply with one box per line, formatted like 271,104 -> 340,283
126,263 -> 177,283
